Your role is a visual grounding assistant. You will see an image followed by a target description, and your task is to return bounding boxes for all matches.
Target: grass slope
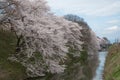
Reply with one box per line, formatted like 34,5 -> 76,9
104,44 -> 120,80
0,29 -> 27,80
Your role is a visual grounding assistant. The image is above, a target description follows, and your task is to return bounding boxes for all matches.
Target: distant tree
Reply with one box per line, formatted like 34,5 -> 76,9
98,37 -> 111,51
64,14 -> 100,78
103,37 -> 110,44
114,38 -> 120,44
64,14 -> 100,52
64,14 -> 84,22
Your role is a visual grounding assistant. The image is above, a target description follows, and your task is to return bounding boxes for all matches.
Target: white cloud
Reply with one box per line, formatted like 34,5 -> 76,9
102,26 -> 120,36
106,26 -> 120,31
107,20 -> 120,24
46,0 -> 120,16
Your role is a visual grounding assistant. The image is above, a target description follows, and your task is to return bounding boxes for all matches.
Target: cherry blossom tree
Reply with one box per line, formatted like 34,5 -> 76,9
0,0 -> 83,77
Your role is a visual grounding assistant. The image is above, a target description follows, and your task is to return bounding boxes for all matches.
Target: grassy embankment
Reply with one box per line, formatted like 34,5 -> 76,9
0,29 -> 27,80
104,44 -> 120,80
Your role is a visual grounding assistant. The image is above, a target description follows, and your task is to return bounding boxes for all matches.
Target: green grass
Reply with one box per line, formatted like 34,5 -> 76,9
0,29 -> 27,80
104,44 -> 120,80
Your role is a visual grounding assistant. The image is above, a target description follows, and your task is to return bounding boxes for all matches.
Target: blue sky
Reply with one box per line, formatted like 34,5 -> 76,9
46,0 -> 120,42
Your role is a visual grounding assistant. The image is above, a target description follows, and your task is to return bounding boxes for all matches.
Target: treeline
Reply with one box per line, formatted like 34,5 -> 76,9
0,0 -> 100,80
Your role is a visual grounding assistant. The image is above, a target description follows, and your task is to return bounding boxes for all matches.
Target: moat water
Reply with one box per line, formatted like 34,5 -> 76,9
93,51 -> 108,80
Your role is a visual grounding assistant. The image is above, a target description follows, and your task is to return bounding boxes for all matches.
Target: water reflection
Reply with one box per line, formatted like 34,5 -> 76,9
93,52 -> 107,80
